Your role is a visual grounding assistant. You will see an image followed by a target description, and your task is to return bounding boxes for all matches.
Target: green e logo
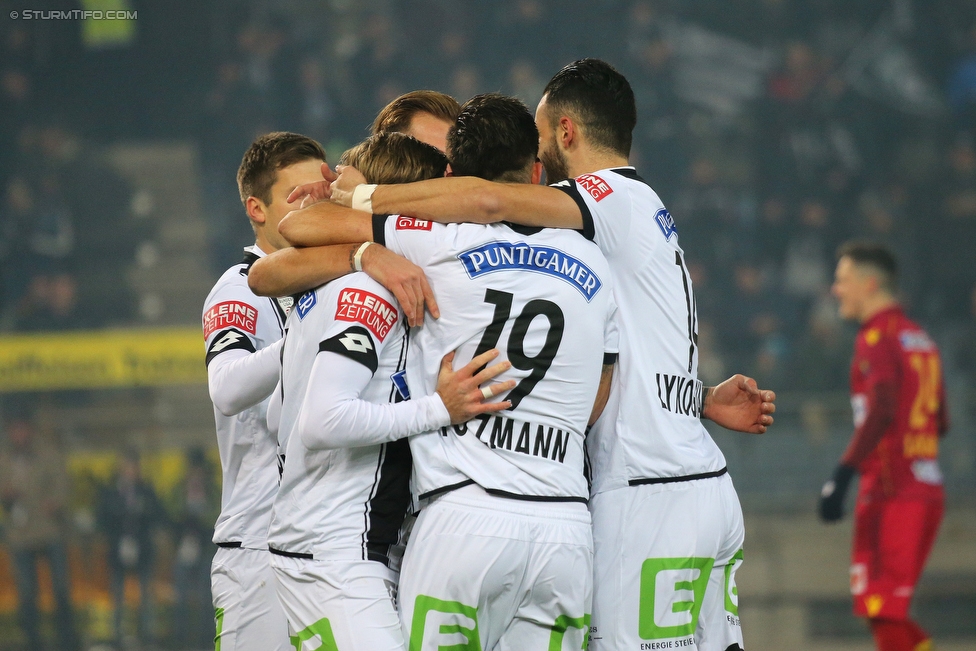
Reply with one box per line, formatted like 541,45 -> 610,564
638,557 -> 714,639
290,617 -> 339,651
724,549 -> 744,617
408,595 -> 481,651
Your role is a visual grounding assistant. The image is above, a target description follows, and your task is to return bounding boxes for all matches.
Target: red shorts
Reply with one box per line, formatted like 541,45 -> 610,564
850,493 -> 943,620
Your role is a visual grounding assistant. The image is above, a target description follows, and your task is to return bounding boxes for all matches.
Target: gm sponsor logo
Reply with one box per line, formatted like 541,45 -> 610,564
295,291 -> 317,320
655,209 -> 677,241
457,241 -> 603,301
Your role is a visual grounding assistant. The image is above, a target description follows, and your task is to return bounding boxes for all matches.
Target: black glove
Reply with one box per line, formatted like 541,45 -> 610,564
818,464 -> 856,523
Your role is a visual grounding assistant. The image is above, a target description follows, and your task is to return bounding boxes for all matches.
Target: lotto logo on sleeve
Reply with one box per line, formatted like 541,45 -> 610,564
575,174 -> 613,201
396,216 -> 433,231
203,301 -> 257,339
335,290 -> 398,341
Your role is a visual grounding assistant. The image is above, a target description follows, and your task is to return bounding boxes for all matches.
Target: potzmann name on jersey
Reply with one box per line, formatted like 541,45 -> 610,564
458,241 -> 603,302
440,414 -> 573,464
203,300 -> 257,338
335,289 -> 397,341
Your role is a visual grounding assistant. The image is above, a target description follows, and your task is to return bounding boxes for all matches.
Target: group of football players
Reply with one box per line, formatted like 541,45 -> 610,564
203,59 -> 776,651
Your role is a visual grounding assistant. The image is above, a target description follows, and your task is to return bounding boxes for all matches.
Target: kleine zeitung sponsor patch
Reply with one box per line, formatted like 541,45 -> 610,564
335,290 -> 398,341
575,174 -> 613,202
203,301 -> 257,339
395,216 -> 433,231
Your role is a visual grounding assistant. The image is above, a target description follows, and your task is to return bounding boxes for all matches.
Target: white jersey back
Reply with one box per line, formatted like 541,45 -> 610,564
376,216 -> 618,503
553,168 -> 726,494
267,273 -> 411,565
204,246 -> 288,549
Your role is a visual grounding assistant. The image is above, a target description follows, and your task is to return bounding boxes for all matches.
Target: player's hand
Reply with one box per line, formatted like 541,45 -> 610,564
436,350 -> 516,424
360,244 -> 439,326
330,165 -> 368,208
702,374 -> 775,434
819,464 -> 856,523
286,162 -> 338,206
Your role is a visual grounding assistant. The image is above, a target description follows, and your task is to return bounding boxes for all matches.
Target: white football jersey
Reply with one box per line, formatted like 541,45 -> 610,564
376,216 -> 618,503
204,246 -> 289,549
553,167 -> 727,494
267,273 -> 413,565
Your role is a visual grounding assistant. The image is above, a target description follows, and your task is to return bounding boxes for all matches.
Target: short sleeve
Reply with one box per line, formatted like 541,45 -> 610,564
203,282 -> 263,363
551,173 -> 630,255
316,274 -> 403,374
377,214 -> 446,267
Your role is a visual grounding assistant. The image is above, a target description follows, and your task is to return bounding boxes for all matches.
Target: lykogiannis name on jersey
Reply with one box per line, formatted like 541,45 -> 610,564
457,241 -> 603,302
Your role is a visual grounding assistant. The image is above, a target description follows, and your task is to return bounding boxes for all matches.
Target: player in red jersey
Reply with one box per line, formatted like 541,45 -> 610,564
820,241 -> 947,651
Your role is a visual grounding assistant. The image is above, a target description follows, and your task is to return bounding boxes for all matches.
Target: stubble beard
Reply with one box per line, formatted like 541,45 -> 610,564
540,134 -> 571,184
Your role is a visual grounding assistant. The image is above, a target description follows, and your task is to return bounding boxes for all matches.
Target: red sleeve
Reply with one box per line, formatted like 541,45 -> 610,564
841,332 -> 899,467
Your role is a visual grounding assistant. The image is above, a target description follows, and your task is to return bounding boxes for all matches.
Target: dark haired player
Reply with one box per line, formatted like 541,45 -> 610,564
203,132 -> 328,651
271,93 -> 619,651
267,132 -> 514,651
318,59 -> 776,651
820,242 -> 946,651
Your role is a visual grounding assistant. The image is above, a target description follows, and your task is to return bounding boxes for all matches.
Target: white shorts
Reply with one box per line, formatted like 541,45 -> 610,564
271,554 -> 404,651
211,546 -> 290,651
398,484 -> 593,651
589,472 -> 745,651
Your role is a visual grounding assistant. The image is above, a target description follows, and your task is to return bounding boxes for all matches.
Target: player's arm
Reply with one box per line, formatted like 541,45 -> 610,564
291,169 -> 586,231
207,337 -> 283,417
820,338 -> 898,523
248,244 -> 358,297
701,375 -> 776,434
299,349 -> 516,450
250,216 -> 438,326
589,359 -> 616,426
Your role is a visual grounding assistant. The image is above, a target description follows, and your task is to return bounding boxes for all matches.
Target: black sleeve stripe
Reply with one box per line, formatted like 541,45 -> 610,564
372,214 -> 391,246
318,325 -> 379,374
205,328 -> 257,366
603,353 -> 618,366
552,182 -> 595,241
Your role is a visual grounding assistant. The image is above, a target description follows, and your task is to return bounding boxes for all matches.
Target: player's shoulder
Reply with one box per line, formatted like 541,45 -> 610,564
893,314 -> 938,354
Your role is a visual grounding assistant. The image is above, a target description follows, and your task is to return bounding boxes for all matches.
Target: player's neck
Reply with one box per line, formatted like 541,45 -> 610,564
568,149 -> 629,179
859,295 -> 898,324
253,231 -> 277,256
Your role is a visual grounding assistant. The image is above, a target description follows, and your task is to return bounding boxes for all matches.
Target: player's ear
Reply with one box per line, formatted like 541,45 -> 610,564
559,116 -> 576,149
531,160 -> 543,185
245,196 -> 267,225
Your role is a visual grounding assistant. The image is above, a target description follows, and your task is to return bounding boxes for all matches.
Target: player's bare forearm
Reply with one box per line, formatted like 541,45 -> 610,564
247,244 -> 358,297
702,374 -> 776,434
589,363 -> 615,425
370,177 -> 584,229
278,201 -> 374,247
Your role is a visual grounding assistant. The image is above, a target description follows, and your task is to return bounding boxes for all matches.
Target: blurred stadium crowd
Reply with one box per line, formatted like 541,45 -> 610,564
2,0 -> 976,391
1,0 -> 975,648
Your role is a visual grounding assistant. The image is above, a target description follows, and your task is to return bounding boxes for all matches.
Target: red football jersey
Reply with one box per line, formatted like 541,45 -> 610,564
845,306 -> 947,499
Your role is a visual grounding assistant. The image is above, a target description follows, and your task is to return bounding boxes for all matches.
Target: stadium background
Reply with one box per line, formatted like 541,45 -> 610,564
0,0 -> 974,649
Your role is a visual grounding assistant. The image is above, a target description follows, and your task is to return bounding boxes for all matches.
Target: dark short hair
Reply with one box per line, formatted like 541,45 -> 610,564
837,241 -> 898,292
340,132 -> 448,184
448,93 -> 538,183
541,58 -> 636,157
372,90 -> 461,135
237,132 -> 326,205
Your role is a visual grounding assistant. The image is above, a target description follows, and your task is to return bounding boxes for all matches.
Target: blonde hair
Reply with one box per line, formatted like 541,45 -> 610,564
340,132 -> 448,184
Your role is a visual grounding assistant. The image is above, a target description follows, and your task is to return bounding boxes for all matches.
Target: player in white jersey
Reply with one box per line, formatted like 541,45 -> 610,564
267,132 -> 516,651
315,61 -> 779,651
204,132 -> 333,651
271,94 -> 619,651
